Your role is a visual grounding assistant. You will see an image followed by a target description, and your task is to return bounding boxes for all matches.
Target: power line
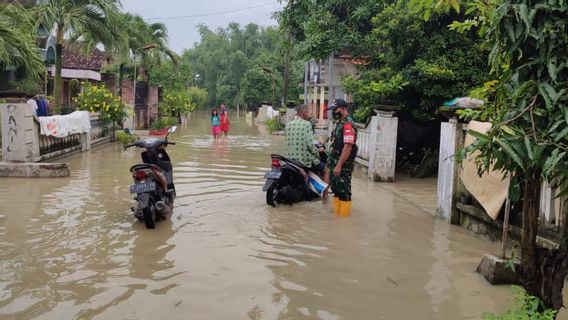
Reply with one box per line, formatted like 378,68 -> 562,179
145,2 -> 280,21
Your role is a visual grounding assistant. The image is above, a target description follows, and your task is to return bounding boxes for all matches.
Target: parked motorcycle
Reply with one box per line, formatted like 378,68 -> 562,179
124,126 -> 177,229
263,142 -> 327,207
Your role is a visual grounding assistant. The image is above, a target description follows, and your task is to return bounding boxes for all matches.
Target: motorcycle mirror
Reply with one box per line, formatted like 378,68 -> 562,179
124,128 -> 131,134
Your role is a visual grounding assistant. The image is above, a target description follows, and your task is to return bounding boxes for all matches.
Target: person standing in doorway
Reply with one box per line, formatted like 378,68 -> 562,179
211,109 -> 221,140
324,98 -> 358,217
220,110 -> 230,137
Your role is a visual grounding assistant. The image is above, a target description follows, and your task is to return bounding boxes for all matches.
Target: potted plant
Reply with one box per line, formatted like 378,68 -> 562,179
150,117 -> 177,136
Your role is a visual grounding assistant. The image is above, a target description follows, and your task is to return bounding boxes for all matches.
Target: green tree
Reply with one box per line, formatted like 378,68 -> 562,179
453,0 -> 568,311
184,23 -> 300,108
37,0 -> 122,113
240,66 -> 279,108
0,4 -> 44,80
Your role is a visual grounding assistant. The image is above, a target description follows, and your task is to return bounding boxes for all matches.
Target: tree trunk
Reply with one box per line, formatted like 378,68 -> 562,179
519,174 -> 568,313
54,42 -> 63,114
282,32 -> 292,106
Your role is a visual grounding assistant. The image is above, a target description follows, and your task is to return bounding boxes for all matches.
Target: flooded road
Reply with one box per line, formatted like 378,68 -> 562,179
0,112 -> 516,319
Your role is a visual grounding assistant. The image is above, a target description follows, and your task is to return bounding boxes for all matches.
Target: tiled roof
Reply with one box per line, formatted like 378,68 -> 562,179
62,44 -> 105,71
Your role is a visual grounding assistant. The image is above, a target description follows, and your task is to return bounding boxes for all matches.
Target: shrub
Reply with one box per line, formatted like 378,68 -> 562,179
74,82 -> 131,133
161,90 -> 196,117
151,117 -> 178,130
482,286 -> 557,320
115,130 -> 136,146
265,118 -> 283,133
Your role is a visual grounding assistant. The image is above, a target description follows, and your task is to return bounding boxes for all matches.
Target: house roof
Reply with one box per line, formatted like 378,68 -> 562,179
62,44 -> 105,71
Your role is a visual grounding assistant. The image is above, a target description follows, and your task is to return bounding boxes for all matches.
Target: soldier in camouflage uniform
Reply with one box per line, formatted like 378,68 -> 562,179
325,98 -> 357,217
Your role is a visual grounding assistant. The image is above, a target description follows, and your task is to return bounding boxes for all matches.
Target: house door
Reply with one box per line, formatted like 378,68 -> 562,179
135,108 -> 148,130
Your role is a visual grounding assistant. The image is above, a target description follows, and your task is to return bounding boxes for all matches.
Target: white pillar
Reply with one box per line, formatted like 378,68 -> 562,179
366,116 -> 379,179
369,111 -> 398,182
436,118 -> 464,223
1,103 -> 40,162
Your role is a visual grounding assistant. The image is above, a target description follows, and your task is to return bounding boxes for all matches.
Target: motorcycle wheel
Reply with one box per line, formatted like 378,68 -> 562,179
266,185 -> 278,207
142,199 -> 157,229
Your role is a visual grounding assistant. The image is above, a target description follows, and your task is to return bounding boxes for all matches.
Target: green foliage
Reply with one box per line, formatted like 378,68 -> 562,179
278,0 -> 388,60
75,83 -> 130,130
38,0 -> 123,110
160,90 -> 196,116
150,117 -> 178,130
0,4 -> 44,79
240,67 -> 279,108
309,0 -> 489,124
463,0 -> 568,198
344,69 -> 408,122
265,118 -> 283,134
482,286 -> 557,320
116,130 -> 137,145
187,86 -> 208,109
184,23 -> 300,108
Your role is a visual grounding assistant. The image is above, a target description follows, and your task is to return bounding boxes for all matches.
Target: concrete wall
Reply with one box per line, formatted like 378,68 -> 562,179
369,112 -> 398,182
148,86 -> 159,123
354,112 -> 398,182
1,103 -> 40,162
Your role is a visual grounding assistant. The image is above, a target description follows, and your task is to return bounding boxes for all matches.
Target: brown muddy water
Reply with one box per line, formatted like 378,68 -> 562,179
0,112 -> 554,320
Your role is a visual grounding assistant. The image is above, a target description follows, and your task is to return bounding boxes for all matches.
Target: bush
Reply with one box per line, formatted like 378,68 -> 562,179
115,130 -> 136,146
482,286 -> 557,320
74,82 -> 131,132
151,117 -> 178,130
161,90 -> 196,117
265,118 -> 283,133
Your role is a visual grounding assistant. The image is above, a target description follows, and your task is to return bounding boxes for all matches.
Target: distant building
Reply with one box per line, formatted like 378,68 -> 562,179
303,55 -> 359,124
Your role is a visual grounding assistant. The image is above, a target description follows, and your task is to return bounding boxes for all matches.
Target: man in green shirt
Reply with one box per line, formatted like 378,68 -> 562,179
285,104 -> 325,174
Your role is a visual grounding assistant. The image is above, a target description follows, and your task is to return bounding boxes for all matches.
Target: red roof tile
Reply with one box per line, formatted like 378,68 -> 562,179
62,44 -> 105,71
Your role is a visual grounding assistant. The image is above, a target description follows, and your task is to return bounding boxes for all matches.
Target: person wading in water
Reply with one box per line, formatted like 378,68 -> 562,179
323,98 -> 357,217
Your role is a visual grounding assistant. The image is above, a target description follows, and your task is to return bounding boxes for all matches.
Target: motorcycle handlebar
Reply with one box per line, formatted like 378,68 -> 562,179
167,142 -> 176,145
125,142 -> 137,149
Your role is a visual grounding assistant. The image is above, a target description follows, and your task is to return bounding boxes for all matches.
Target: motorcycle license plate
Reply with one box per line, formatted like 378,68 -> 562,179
264,170 -> 282,179
129,182 -> 156,194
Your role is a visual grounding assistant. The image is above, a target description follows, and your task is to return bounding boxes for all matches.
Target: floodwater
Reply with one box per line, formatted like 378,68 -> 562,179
0,112 -> 530,319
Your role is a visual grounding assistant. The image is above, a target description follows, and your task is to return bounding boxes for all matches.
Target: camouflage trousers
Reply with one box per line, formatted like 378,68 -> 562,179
327,158 -> 354,201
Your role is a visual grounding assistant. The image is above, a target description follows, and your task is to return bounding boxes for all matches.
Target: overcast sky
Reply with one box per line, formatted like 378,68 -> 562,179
121,0 -> 283,53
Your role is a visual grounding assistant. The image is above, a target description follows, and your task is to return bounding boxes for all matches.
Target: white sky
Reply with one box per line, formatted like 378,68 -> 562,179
121,0 -> 283,53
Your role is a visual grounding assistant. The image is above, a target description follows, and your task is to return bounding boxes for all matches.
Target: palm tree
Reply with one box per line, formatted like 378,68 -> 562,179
37,0 -> 122,112
0,4 -> 44,80
108,13 -> 178,96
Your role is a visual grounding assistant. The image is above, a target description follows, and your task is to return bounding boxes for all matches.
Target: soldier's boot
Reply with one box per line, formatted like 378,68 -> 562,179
332,197 -> 341,215
339,200 -> 352,217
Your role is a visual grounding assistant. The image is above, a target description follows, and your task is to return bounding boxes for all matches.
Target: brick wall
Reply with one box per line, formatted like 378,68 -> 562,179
121,80 -> 134,106
101,73 -> 117,93
148,86 -> 159,122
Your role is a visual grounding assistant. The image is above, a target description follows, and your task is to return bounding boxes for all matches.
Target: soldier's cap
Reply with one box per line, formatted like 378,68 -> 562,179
329,98 -> 348,111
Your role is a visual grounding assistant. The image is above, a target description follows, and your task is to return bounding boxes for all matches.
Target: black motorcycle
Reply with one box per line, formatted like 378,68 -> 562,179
124,126 -> 177,229
263,142 -> 327,207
